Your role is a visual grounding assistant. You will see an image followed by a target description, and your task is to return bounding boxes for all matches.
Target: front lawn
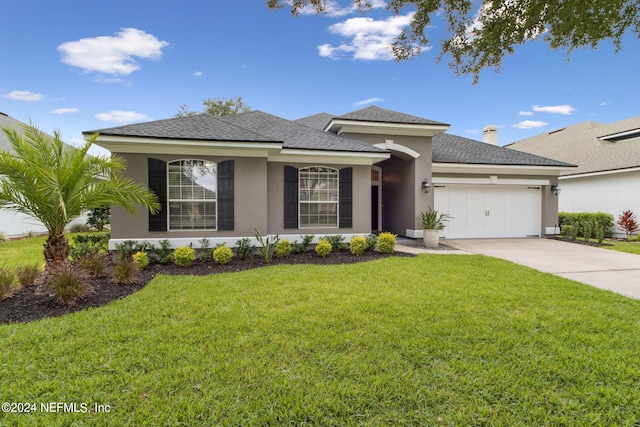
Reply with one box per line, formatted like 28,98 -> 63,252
604,240 -> 640,255
1,255 -> 639,425
0,236 -> 46,269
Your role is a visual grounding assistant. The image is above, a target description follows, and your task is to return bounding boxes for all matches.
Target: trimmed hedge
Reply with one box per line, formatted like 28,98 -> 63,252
558,212 -> 614,237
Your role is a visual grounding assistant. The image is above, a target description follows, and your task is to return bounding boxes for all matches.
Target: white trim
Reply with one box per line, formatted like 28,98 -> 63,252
277,148 -> 389,159
599,128 -> 640,141
326,119 -> 450,137
372,140 -> 420,159
560,166 -> 640,180
432,176 -> 550,186
108,234 -> 369,251
432,162 -> 573,175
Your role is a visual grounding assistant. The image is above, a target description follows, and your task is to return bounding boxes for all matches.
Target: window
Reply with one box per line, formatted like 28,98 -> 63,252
299,166 -> 338,227
168,160 -> 217,230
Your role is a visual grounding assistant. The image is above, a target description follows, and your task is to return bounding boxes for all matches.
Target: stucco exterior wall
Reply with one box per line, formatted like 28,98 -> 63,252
341,132 -> 433,236
111,153 -> 268,241
267,162 -> 372,236
559,170 -> 640,237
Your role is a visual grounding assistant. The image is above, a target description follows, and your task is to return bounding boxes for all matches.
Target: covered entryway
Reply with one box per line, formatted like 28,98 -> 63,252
435,184 -> 541,238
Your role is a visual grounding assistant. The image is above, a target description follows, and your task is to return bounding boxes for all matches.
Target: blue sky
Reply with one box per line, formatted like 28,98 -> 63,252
1,0 -> 638,155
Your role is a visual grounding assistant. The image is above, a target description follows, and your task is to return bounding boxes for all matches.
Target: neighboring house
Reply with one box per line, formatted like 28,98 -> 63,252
85,106 -> 573,248
507,116 -> 640,237
0,112 -> 88,238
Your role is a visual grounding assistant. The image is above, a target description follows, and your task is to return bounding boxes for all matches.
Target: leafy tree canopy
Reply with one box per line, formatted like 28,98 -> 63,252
266,0 -> 640,82
176,96 -> 252,117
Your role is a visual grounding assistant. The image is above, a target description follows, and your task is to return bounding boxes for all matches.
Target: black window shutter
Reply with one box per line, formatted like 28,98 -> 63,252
148,158 -> 167,232
339,167 -> 353,228
217,160 -> 234,230
284,165 -> 299,229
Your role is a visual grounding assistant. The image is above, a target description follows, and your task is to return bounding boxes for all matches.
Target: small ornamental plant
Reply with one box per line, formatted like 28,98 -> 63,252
350,236 -> 367,256
111,259 -> 140,285
48,264 -> 91,305
275,239 -> 291,258
314,238 -> 332,258
213,245 -> 234,265
15,263 -> 41,287
376,232 -> 397,254
174,246 -> 196,267
617,210 -> 639,241
0,267 -> 16,301
132,251 -> 149,269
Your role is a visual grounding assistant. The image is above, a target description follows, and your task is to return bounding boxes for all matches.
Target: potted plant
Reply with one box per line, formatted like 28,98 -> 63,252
419,208 -> 452,248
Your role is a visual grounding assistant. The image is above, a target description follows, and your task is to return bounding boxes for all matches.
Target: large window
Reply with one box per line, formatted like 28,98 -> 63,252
168,160 -> 217,230
299,166 -> 338,227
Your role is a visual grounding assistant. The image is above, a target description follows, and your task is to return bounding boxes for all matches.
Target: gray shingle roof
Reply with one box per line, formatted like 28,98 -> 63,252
218,111 -> 386,153
336,106 -> 449,126
433,133 -> 575,167
85,114 -> 274,142
294,112 -> 334,131
507,117 -> 640,175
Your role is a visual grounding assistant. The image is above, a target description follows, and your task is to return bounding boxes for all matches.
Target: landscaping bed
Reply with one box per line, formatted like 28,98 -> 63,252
0,250 -> 411,325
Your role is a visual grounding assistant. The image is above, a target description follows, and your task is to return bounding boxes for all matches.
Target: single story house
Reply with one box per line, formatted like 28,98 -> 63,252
507,116 -> 640,237
85,106 -> 574,248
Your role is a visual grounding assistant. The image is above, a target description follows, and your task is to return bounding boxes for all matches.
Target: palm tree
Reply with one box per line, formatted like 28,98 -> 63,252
0,122 -> 159,269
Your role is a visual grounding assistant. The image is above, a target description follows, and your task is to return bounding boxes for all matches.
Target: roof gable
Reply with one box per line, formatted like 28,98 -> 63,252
336,106 -> 449,126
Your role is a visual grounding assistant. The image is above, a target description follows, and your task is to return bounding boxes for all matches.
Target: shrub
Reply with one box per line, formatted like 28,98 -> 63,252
174,246 -> 196,267
115,240 -> 139,261
87,207 -> 111,232
198,238 -> 213,262
582,220 -> 594,243
275,239 -> 291,258
69,232 -> 110,261
132,251 -> 149,269
68,223 -> 91,233
594,225 -> 606,245
365,234 -> 378,251
111,259 -> 140,285
326,235 -> 348,252
350,236 -> 368,256
559,212 -> 614,237
235,238 -> 254,260
78,253 -> 109,278
48,264 -> 90,305
291,235 -> 314,254
617,210 -> 639,241
255,229 -> 279,264
377,232 -> 397,254
15,263 -> 41,288
0,267 -> 16,300
314,238 -> 332,258
213,245 -> 234,265
156,240 -> 174,264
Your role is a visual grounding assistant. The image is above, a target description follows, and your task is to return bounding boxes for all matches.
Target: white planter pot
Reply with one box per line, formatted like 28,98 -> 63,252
422,229 -> 440,249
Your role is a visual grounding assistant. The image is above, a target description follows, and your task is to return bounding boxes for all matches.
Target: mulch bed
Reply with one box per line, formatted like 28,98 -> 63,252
0,251 -> 413,325
553,237 -> 614,248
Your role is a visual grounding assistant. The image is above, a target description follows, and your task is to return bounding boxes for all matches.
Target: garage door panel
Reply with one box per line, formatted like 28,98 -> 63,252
435,184 -> 541,239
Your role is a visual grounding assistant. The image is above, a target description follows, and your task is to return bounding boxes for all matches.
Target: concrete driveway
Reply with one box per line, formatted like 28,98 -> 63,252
444,238 -> 640,299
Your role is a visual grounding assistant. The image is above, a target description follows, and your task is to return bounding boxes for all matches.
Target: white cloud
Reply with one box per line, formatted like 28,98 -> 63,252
599,101 -> 611,106
2,90 -> 43,102
532,104 -> 576,115
58,28 -> 169,75
318,13 -> 419,61
193,71 -> 203,77
94,110 -> 150,123
50,107 -> 79,115
466,129 -> 479,134
512,120 -> 548,130
298,0 -> 386,17
352,97 -> 384,107
518,110 -> 533,116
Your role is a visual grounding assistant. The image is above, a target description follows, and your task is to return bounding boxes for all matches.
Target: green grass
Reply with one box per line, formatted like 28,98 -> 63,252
0,236 -> 46,269
604,240 -> 640,255
2,255 -> 640,425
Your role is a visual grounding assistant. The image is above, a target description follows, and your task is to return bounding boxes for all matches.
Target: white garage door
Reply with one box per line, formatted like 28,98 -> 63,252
434,185 -> 541,239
